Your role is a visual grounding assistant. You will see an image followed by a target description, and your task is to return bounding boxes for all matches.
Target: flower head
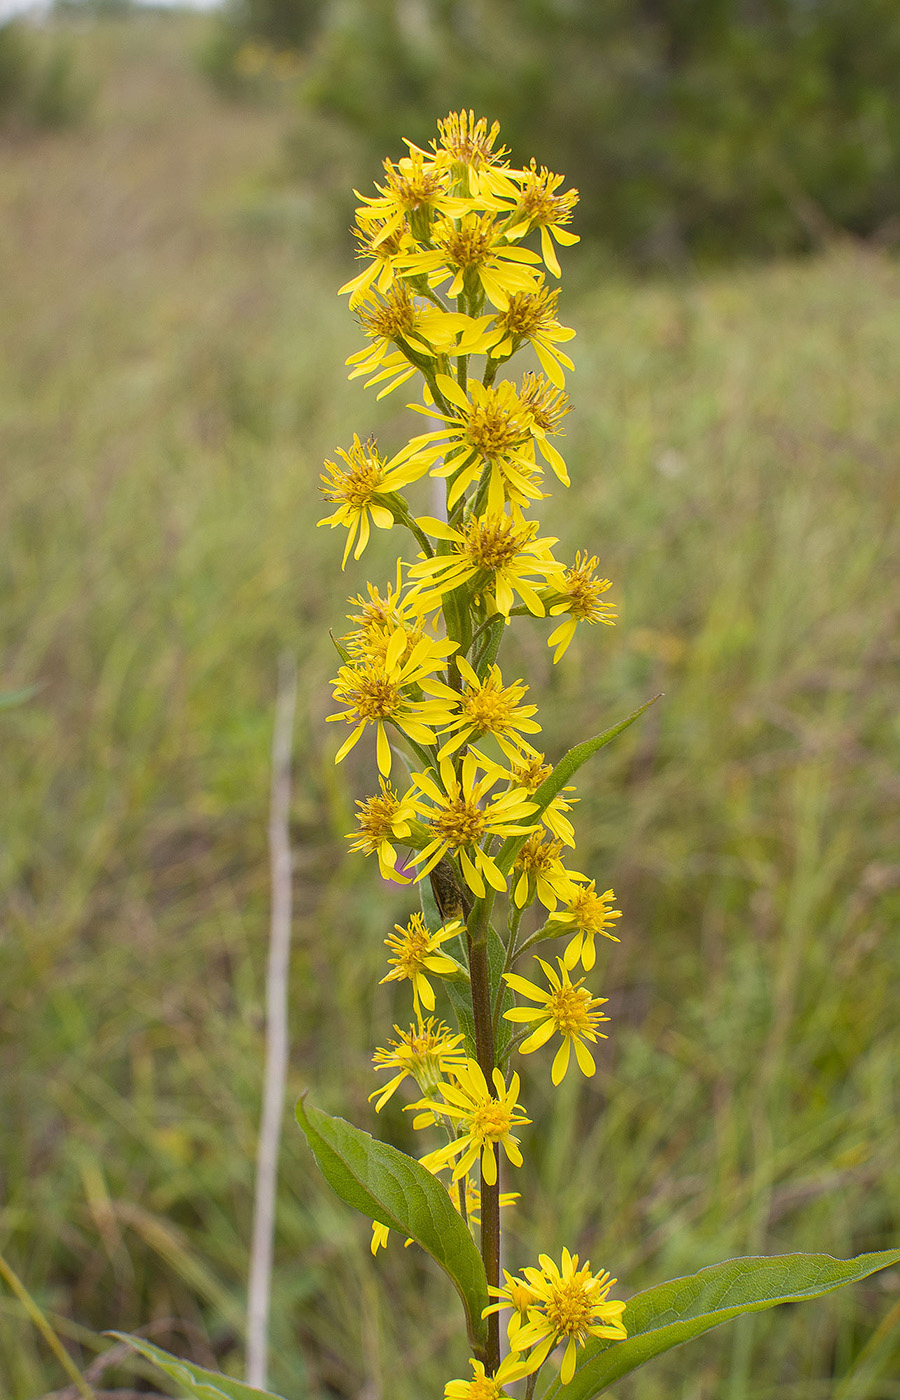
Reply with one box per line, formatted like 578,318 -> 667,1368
328,630 -> 459,776
318,435 -> 428,567
380,913 -> 462,1013
504,161 -> 580,278
549,883 -> 622,970
506,752 -> 579,847
397,211 -> 544,311
347,777 -> 419,882
511,833 -> 586,911
506,1250 -> 626,1383
370,1015 -> 467,1110
410,752 -> 538,899
486,288 -> 575,388
339,213 -> 412,308
409,509 -> 565,619
504,957 -> 609,1085
543,552 -> 617,662
438,655 -> 541,763
444,1352 -> 531,1400
413,1058 -> 530,1186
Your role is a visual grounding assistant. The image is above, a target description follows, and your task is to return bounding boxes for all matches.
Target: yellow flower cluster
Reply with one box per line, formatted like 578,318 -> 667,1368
324,111 -> 626,1388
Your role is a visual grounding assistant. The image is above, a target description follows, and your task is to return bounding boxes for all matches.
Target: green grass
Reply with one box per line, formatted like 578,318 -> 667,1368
1,17 -> 899,1400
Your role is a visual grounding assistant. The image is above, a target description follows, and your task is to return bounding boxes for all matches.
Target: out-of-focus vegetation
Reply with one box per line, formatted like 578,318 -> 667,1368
1,13 -> 899,1400
0,17 -> 91,129
205,0 -> 900,265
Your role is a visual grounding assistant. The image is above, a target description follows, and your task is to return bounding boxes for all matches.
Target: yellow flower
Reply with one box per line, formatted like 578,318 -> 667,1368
506,752 -> 579,847
504,957 -> 609,1085
485,288 -> 575,388
338,213 -> 413,308
543,552 -> 617,662
511,833 -> 586,911
409,508 -> 565,619
518,373 -> 572,486
444,1352 -> 531,1400
483,1267 -> 540,1328
429,109 -> 523,201
438,656 -> 541,763
370,1015 -> 467,1110
396,212 -> 543,311
343,566 -> 431,666
328,630 -> 459,776
413,1058 -> 530,1185
503,161 -> 580,279
347,285 -> 486,398
407,374 -> 548,512
346,777 -> 420,883
409,752 -> 539,899
505,1250 -> 626,1383
380,913 -> 462,1013
318,435 -> 430,568
548,882 -> 622,971
354,147 -> 471,245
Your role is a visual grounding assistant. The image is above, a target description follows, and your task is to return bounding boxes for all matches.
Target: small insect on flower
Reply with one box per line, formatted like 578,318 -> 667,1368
504,1249 -> 627,1383
380,913 -> 463,1014
548,881 -> 622,971
412,1058 -> 530,1186
504,957 -> 609,1084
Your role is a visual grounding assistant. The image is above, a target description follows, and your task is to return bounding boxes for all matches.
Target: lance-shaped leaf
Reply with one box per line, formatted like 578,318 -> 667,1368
540,1249 -> 900,1400
108,1335 -> 288,1400
296,1097 -> 489,1352
495,695 -> 662,877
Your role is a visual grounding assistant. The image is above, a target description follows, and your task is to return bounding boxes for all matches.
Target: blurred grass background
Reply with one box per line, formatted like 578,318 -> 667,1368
1,9 -> 899,1400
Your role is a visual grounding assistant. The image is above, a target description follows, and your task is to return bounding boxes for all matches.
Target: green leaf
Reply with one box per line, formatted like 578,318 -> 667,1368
540,1249 -> 900,1400
296,1097 -> 489,1353
107,1335 -> 288,1400
496,695 -> 662,876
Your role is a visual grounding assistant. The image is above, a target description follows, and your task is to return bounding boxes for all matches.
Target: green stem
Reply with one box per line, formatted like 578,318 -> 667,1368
507,922 -> 555,968
474,615 -> 506,679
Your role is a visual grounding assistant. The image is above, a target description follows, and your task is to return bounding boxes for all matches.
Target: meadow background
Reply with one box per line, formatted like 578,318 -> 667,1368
1,6 -> 899,1399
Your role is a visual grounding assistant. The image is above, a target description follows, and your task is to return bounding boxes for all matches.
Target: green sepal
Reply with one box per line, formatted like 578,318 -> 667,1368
328,629 -> 352,665
296,1097 -> 489,1354
107,1335 -> 288,1400
539,1249 -> 900,1400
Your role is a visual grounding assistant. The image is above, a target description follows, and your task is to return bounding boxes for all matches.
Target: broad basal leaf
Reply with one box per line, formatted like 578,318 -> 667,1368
296,1097 -> 489,1351
540,1249 -> 900,1400
108,1335 -> 288,1400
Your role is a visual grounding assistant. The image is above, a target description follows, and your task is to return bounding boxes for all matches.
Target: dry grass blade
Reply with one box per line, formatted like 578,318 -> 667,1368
246,653 -> 298,1388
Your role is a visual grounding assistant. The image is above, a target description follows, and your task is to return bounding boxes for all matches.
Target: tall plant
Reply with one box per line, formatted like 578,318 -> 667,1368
119,112 -> 898,1400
